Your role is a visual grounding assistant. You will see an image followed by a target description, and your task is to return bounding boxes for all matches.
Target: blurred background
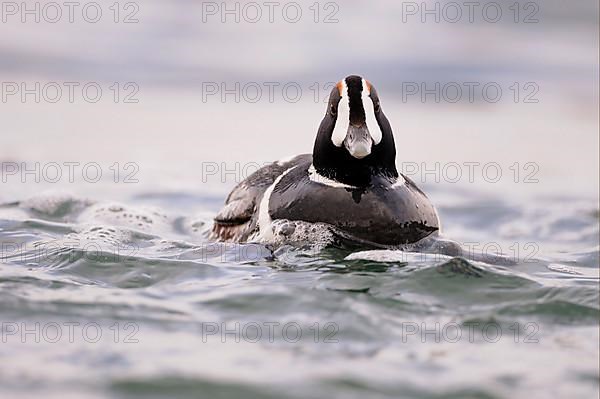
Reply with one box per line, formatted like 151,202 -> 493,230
1,0 -> 598,201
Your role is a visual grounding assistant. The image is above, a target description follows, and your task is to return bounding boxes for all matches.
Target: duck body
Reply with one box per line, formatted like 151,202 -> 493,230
211,75 -> 440,247
211,154 -> 439,247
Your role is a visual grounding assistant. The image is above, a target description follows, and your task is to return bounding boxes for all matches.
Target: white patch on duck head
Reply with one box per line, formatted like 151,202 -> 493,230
331,80 -> 349,147
361,78 -> 382,145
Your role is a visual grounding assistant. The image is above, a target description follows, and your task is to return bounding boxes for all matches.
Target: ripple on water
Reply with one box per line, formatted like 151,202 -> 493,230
0,191 -> 598,399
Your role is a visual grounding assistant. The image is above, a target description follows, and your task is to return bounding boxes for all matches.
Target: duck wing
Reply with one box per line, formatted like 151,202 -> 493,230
211,154 -> 312,241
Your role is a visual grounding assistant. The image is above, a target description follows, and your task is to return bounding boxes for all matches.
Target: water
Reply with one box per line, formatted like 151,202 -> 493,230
0,181 -> 598,399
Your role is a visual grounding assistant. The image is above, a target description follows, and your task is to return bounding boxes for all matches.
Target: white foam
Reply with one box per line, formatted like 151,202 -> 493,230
346,250 -> 452,263
251,218 -> 335,249
19,191 -> 93,219
78,202 -> 171,233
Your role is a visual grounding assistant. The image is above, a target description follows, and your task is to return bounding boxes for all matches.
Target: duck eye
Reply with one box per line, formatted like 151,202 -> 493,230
374,102 -> 381,113
330,103 -> 337,116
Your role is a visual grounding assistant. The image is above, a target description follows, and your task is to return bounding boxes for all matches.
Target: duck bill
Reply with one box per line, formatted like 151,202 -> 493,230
343,125 -> 372,159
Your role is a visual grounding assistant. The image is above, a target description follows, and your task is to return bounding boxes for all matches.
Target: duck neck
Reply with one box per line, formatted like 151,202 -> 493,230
312,135 -> 398,187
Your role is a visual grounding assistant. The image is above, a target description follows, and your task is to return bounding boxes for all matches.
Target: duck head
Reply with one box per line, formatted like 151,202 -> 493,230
313,75 -> 398,186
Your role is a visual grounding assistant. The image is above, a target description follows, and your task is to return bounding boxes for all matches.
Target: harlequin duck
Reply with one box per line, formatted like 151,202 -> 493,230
211,75 -> 439,247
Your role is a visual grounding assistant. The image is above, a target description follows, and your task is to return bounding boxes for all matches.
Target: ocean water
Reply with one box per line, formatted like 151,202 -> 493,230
0,177 -> 598,399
